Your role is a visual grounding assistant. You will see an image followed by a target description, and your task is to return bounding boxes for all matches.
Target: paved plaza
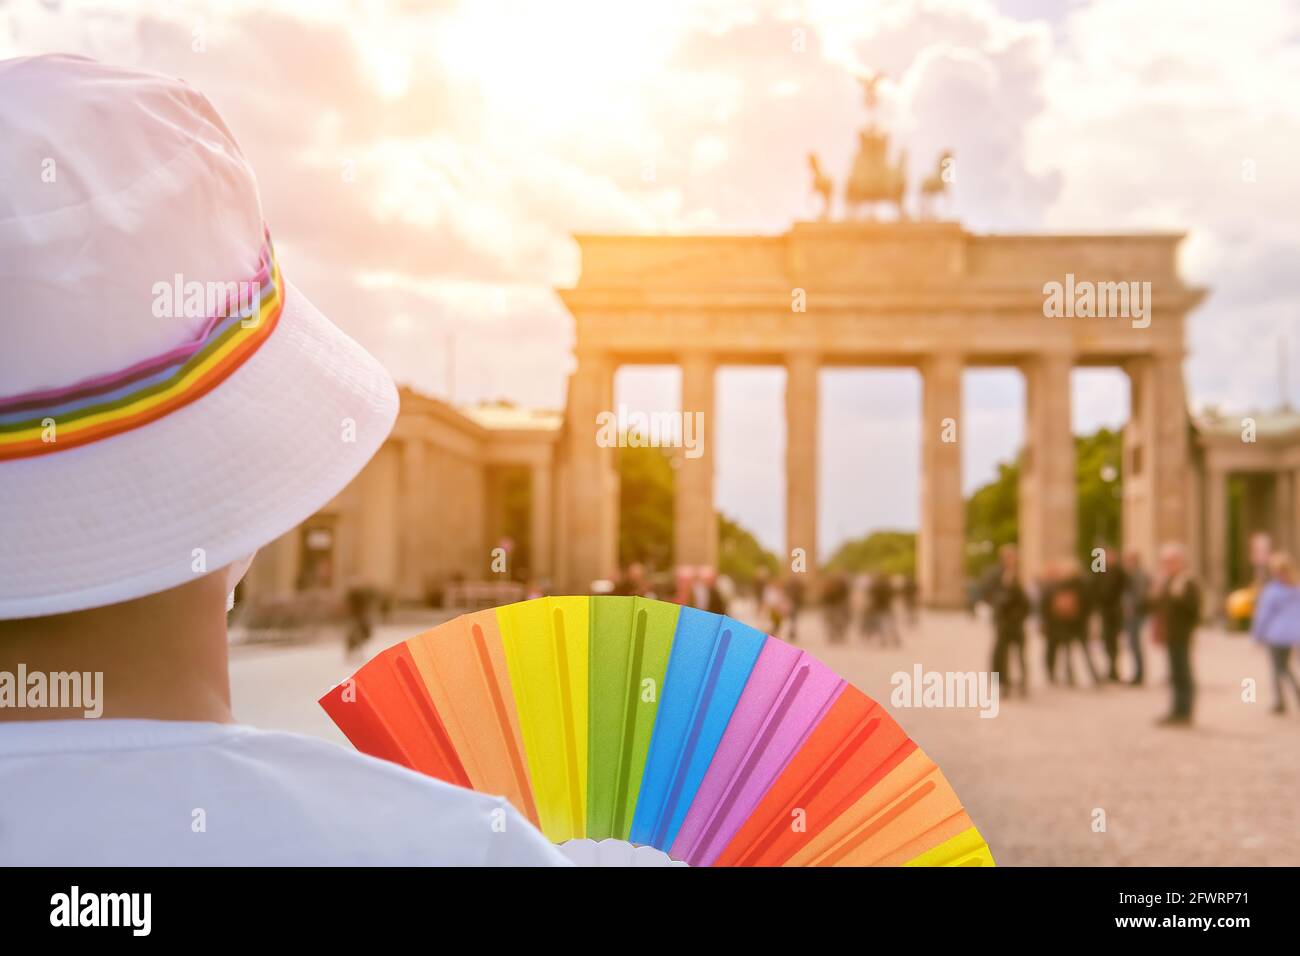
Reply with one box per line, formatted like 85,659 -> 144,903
230,605 -> 1300,866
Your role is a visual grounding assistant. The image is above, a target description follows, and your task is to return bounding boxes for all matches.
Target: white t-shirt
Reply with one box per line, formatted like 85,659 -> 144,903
0,719 -> 571,866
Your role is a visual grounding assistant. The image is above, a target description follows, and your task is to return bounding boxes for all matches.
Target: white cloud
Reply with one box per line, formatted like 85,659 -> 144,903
4,0 -> 1294,546
1034,0 -> 1300,413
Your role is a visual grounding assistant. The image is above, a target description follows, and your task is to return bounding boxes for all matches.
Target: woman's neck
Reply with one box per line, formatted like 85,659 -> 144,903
0,573 -> 234,723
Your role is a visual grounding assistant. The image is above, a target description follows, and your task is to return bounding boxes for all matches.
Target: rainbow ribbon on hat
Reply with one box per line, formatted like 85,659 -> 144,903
0,230 -> 285,462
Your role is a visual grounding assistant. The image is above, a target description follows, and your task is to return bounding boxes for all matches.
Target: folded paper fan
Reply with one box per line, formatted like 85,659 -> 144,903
320,596 -> 994,867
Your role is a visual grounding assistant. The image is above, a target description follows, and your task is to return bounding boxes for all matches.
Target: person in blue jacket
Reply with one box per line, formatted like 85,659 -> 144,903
1250,552 -> 1300,715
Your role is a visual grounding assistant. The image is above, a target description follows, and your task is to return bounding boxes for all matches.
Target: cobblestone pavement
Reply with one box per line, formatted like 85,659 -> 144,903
230,605 -> 1300,866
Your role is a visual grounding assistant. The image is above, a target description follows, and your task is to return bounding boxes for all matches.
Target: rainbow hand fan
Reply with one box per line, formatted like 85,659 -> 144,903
319,596 -> 994,867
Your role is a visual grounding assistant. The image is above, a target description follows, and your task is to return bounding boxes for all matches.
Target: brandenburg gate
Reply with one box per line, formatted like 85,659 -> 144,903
554,220 -> 1205,604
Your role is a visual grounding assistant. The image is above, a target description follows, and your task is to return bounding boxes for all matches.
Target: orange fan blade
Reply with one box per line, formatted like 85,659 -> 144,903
713,685 -> 914,866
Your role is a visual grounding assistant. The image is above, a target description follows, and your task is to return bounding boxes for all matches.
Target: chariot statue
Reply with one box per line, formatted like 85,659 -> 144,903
844,124 -> 908,220
804,70 -> 954,223
843,72 -> 908,220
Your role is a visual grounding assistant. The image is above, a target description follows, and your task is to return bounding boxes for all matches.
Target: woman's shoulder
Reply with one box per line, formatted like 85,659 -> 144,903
1261,578 -> 1296,599
1273,580 -> 1300,606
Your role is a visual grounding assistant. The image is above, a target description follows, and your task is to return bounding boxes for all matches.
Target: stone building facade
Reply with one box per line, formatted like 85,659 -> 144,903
1193,409 -> 1300,613
241,388 -> 560,609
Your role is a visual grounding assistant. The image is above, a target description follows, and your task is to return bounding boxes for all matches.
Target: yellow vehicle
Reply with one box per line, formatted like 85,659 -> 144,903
1225,586 -> 1257,629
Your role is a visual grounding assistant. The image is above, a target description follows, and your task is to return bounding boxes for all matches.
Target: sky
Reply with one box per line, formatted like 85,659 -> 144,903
4,0 -> 1298,557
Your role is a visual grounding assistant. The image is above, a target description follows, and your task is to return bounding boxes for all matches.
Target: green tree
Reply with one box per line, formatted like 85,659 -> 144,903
824,530 -> 916,575
718,513 -> 780,586
617,443 -> 778,584
617,443 -> 674,571
1075,427 -> 1124,559
962,427 -> 1124,579
965,461 -> 1019,578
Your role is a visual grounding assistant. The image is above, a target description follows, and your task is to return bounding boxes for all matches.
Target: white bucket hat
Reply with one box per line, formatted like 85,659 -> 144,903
0,54 -> 399,619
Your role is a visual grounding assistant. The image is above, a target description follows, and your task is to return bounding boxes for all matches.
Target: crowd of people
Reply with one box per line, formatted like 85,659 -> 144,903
749,568 -> 918,646
815,571 -> 917,646
614,536 -> 1300,727
980,543 -> 1199,724
979,539 -> 1300,725
613,561 -> 919,649
613,561 -> 920,650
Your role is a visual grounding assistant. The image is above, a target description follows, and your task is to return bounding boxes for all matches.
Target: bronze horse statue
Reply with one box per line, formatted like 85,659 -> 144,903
919,149 -> 955,220
807,153 -> 833,221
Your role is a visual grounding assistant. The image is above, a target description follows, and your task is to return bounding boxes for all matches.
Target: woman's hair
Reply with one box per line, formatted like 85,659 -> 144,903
1268,551 -> 1295,581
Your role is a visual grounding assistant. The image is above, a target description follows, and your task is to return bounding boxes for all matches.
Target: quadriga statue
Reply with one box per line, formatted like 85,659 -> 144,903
844,125 -> 908,221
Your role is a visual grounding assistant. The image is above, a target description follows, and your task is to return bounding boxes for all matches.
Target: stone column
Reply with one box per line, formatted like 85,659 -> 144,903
919,352 -> 965,606
1151,353 -> 1192,553
563,351 -> 618,590
1186,458 -> 1203,593
1019,352 -> 1075,584
785,350 -> 819,584
1122,359 -> 1154,569
530,459 -> 553,581
1204,462 -> 1228,617
676,351 -> 717,570
1123,354 -> 1192,571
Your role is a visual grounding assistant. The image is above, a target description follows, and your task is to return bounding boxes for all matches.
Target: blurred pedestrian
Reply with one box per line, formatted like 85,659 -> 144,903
343,579 -> 375,661
1121,550 -> 1150,684
673,565 -> 695,605
1038,560 -> 1062,681
897,574 -> 918,628
784,574 -> 806,643
1046,558 -> 1100,686
1152,543 -> 1201,726
616,562 -> 650,598
1091,547 -> 1125,682
715,572 -> 736,611
761,575 -> 791,638
864,572 -> 900,647
823,572 -> 851,644
848,572 -> 869,641
1250,552 -> 1300,714
983,545 -> 1030,696
692,566 -> 727,615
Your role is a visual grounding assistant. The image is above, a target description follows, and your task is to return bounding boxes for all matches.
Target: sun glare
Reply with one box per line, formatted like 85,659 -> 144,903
433,2 -> 682,138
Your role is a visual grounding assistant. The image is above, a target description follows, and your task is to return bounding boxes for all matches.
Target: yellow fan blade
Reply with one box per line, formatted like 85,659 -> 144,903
497,596 -> 589,842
